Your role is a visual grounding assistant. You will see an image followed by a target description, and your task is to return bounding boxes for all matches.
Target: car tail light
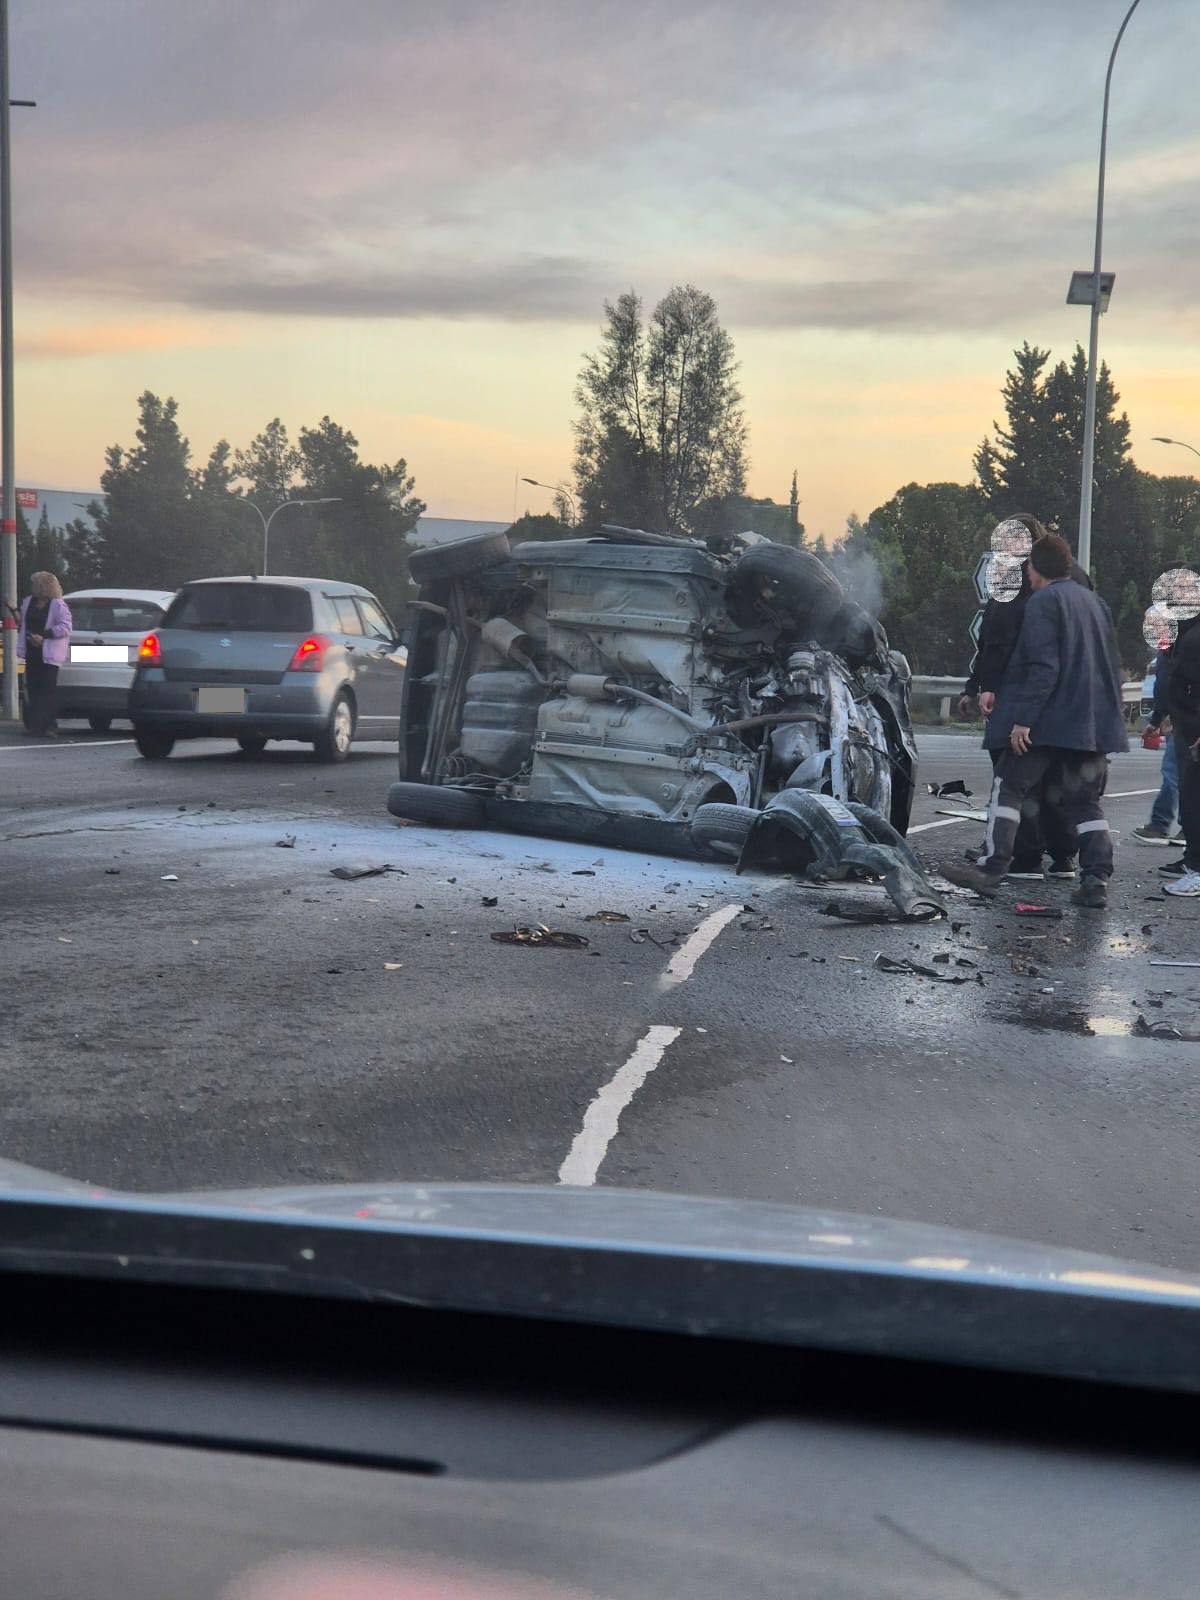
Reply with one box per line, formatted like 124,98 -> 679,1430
137,632 -> 161,664
288,634 -> 331,672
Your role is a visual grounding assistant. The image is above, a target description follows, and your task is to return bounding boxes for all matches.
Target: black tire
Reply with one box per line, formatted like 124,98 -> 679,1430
387,781 -> 487,828
408,532 -> 512,585
312,692 -> 355,763
691,802 -> 757,858
237,734 -> 269,754
134,729 -> 175,760
88,714 -> 113,733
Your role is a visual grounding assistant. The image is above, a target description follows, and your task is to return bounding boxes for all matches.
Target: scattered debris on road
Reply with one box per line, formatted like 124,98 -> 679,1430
818,901 -> 906,925
329,864 -> 403,880
160,874 -> 179,882
275,835 -> 297,848
585,910 -> 631,923
1149,959 -> 1200,969
1015,903 -> 1063,919
927,779 -> 972,798
873,952 -> 981,984
491,925 -> 589,949
1132,1014 -> 1186,1040
481,895 -> 499,907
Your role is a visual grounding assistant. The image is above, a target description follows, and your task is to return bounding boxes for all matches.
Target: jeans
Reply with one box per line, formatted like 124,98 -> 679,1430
1149,735 -> 1179,834
979,748 -> 1113,881
1178,734 -> 1200,872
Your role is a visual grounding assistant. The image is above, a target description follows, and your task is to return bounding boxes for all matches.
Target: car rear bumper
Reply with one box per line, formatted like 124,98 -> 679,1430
57,680 -> 133,715
130,674 -> 333,739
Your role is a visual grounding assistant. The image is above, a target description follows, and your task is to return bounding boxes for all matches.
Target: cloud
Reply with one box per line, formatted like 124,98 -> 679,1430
9,0 -> 1199,341
17,319 -> 219,358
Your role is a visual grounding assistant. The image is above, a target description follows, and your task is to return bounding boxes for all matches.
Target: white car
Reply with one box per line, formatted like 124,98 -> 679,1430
58,589 -> 177,731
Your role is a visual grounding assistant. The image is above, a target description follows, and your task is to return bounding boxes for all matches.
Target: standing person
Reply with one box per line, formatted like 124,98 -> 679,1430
959,513 -> 1091,880
1162,611 -> 1200,898
943,533 -> 1128,910
17,571 -> 73,737
1132,641 -> 1184,846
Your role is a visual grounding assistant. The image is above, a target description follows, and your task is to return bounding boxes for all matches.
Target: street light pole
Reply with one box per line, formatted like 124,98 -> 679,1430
520,476 -> 577,524
243,497 -> 340,576
1075,0 -> 1143,577
0,0 -> 16,720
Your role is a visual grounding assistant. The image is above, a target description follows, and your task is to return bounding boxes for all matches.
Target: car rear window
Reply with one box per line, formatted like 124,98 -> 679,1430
164,584 -> 314,632
70,598 -> 166,632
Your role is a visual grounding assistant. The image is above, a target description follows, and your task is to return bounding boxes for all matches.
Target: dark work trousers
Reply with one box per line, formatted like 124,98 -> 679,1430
1177,733 -> 1200,873
984,748 -> 1076,868
979,747 -> 1113,881
23,650 -> 59,734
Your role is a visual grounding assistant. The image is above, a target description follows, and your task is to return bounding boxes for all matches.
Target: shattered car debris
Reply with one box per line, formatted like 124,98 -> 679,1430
387,526 -> 945,917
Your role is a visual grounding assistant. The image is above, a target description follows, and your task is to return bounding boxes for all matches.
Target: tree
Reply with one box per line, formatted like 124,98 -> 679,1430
973,342 -> 1136,598
574,285 -> 747,537
92,391 -> 197,587
194,439 -> 257,575
505,512 -> 567,545
295,415 -> 423,623
234,417 -> 300,512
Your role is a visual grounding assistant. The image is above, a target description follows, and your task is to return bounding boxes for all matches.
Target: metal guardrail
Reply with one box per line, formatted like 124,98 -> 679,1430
911,675 -> 1142,722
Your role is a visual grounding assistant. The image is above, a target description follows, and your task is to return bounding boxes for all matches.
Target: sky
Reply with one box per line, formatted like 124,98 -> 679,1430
9,0 -> 1200,538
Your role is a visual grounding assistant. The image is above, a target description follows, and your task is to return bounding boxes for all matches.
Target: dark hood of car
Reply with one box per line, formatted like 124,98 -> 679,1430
0,1160 -> 1197,1395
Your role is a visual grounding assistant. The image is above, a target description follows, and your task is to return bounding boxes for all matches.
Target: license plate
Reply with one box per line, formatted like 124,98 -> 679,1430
70,645 -> 130,664
197,686 -> 247,714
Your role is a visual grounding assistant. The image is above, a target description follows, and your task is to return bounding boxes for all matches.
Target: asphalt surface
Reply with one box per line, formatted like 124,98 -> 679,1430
2,719 -> 1199,1269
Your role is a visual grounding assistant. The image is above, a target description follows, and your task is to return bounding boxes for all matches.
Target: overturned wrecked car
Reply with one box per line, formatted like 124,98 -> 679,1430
387,525 -> 945,918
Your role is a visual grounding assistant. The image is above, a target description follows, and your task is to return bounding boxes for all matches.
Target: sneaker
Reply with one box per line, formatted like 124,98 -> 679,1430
1132,825 -> 1175,845
1163,871 -> 1200,898
1047,858 -> 1077,879
1159,858 -> 1189,877
1006,864 -> 1045,880
941,861 -> 1004,898
1071,875 -> 1108,908
1170,833 -> 1187,846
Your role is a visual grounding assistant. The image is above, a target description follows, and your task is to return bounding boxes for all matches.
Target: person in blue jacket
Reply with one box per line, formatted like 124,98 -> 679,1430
943,533 -> 1129,909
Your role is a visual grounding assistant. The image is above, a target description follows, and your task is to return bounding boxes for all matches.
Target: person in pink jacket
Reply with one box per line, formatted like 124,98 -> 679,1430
17,571 -> 73,736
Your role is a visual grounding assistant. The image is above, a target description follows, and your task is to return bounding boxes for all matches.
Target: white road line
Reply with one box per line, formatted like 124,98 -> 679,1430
558,1025 -> 683,1187
658,901 -> 745,990
0,738 -> 134,753
908,815 -> 978,835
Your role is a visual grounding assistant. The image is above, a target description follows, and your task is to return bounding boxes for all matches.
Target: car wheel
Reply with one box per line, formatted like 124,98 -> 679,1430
408,531 -> 512,586
88,714 -> 113,733
237,734 -> 269,755
134,729 -> 175,760
690,802 -> 757,858
386,781 -> 487,828
312,693 -> 355,763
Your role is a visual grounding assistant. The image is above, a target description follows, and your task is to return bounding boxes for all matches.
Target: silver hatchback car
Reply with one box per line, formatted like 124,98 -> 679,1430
129,575 -> 407,761
58,588 -> 176,731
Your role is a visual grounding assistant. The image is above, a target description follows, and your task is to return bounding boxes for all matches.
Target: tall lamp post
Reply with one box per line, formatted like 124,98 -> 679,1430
1069,0 -> 1143,577
0,0 -> 36,722
244,498 -> 340,576
521,476 -> 577,525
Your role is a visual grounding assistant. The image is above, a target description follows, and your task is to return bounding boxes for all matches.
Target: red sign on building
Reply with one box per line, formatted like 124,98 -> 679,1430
16,489 -> 37,510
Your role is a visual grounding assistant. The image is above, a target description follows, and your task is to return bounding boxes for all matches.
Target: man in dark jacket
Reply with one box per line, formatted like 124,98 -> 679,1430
961,516 -> 1093,878
944,533 -> 1129,909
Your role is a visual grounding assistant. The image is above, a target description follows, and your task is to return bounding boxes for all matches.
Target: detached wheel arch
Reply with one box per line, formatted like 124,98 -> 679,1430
387,781 -> 487,828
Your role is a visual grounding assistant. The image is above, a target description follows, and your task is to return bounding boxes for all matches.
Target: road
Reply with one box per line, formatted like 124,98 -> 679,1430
2,723 -> 1198,1269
